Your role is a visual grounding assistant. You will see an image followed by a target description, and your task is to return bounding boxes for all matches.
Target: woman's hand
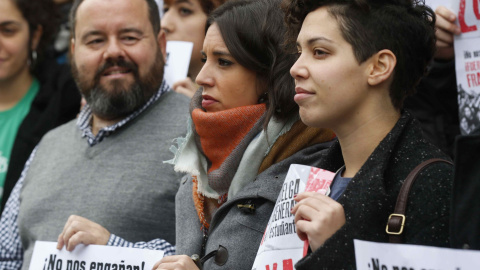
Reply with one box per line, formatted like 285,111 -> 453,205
152,255 -> 200,270
434,6 -> 461,60
56,215 -> 110,251
172,78 -> 198,98
291,192 -> 345,252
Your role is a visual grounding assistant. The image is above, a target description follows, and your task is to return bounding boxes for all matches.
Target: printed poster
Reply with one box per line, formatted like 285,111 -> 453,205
251,164 -> 335,270
29,241 -> 164,270
355,239 -> 480,270
424,0 -> 453,11
453,0 -> 480,134
163,41 -> 193,88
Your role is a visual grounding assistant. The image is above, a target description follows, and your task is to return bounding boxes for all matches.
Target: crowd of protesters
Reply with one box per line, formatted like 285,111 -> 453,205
0,0 -> 477,269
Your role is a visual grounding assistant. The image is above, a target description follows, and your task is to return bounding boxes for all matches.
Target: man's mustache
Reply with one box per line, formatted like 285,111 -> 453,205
94,58 -> 139,81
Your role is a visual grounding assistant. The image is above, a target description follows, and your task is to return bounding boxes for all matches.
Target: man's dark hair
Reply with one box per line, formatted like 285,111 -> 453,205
282,0 -> 436,109
207,0 -> 298,126
13,0 -> 59,63
69,0 -> 161,38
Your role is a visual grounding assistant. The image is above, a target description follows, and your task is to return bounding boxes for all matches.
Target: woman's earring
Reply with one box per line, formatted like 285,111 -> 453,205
258,92 -> 268,103
31,50 -> 37,66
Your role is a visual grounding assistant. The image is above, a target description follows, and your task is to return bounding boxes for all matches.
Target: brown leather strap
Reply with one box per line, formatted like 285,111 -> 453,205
387,158 -> 453,243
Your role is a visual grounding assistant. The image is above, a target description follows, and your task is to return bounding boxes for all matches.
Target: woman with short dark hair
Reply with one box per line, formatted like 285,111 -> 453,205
283,0 -> 454,268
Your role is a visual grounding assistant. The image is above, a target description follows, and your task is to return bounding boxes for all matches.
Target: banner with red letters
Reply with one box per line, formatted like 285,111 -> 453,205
454,0 -> 480,134
251,164 -> 335,270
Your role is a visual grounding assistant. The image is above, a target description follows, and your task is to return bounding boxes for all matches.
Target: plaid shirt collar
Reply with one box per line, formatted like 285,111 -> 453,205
76,80 -> 170,146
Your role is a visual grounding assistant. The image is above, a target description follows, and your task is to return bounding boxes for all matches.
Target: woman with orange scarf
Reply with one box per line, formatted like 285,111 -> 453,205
155,0 -> 334,269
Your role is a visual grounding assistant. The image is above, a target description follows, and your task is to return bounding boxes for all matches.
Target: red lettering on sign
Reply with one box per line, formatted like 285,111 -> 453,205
474,0 -> 480,19
265,259 -> 294,270
467,72 -> 480,87
283,259 -> 293,270
459,0 -> 478,33
265,263 -> 277,270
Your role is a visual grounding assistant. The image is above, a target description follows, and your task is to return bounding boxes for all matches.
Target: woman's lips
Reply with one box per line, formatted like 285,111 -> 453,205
202,95 -> 218,108
294,87 -> 315,102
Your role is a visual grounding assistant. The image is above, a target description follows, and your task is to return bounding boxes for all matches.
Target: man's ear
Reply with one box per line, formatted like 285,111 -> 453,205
157,30 -> 167,63
70,38 -> 76,55
367,49 -> 396,86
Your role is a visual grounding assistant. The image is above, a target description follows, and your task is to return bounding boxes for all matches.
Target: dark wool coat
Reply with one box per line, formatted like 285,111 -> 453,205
451,133 -> 480,250
175,141 -> 333,270
404,60 -> 460,158
1,59 -> 81,210
296,111 -> 453,270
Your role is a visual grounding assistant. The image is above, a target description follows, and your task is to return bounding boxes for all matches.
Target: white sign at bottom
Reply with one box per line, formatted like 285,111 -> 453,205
29,241 -> 164,270
355,239 -> 480,270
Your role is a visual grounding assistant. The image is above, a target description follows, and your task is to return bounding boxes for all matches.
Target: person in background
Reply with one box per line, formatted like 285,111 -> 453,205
50,0 -> 74,64
162,0 -> 226,98
0,0 -> 81,211
283,0 -> 454,268
403,5 -> 461,158
56,1 -> 334,269
0,0 -> 189,268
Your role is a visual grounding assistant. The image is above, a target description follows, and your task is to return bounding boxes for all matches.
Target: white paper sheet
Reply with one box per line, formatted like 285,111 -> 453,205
163,41 -> 193,88
355,239 -> 480,270
251,164 -> 335,270
425,0 -> 454,11
453,0 -> 480,134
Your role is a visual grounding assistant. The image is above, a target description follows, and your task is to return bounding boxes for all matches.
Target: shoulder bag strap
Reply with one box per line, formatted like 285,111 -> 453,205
386,158 -> 453,243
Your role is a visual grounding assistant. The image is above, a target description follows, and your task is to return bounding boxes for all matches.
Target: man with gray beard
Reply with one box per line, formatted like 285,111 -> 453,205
0,0 -> 189,269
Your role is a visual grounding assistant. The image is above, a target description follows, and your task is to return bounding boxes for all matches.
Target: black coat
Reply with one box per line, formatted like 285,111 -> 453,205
404,60 -> 460,158
296,111 -> 454,269
1,59 -> 81,210
450,133 -> 480,250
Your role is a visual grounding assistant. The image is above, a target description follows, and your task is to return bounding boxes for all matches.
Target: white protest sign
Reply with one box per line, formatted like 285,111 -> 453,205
29,241 -> 164,270
424,0 -> 453,11
164,41 -> 193,88
355,239 -> 480,270
251,164 -> 335,270
453,0 -> 480,134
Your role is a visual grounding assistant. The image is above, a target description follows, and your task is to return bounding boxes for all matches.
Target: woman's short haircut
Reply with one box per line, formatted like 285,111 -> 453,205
207,0 -> 299,125
282,0 -> 437,109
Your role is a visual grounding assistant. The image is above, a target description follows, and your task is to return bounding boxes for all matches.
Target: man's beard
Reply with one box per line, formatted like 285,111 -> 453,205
72,50 -> 165,120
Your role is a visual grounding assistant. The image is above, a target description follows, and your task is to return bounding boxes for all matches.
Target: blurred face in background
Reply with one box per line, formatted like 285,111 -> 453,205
0,0 -> 41,83
161,0 -> 207,79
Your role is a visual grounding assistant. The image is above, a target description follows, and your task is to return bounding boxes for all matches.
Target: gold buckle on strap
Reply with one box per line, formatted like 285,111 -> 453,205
386,214 -> 406,235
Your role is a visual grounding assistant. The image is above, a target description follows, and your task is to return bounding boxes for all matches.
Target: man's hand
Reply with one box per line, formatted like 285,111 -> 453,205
172,78 -> 198,98
291,192 -> 345,252
56,215 -> 110,251
152,255 -> 200,270
434,6 -> 461,60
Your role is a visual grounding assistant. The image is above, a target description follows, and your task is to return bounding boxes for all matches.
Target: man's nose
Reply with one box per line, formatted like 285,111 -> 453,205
103,39 -> 126,60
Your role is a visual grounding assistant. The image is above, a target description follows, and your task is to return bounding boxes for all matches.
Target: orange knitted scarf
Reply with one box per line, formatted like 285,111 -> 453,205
191,104 -> 267,230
